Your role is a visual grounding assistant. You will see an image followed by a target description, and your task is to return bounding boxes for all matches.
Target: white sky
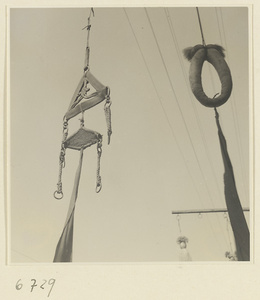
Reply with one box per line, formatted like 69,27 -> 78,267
9,7 -> 250,263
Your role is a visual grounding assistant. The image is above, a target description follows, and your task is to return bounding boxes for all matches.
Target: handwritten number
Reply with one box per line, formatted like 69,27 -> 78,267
40,279 -> 47,289
15,279 -> 23,290
16,278 -> 55,296
30,279 -> 37,292
47,278 -> 56,297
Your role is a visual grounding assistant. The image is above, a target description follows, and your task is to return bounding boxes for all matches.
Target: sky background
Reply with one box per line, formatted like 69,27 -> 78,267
9,7 -> 250,263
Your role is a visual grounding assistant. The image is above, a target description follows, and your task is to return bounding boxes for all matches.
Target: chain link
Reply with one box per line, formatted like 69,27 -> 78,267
54,118 -> 69,199
96,138 -> 103,193
104,94 -> 112,144
83,8 -> 94,71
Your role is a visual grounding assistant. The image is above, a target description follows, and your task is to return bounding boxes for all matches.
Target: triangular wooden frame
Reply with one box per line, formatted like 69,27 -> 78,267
65,70 -> 110,121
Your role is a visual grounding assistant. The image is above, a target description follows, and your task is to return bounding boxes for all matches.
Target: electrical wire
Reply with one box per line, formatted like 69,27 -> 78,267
123,8 -> 202,202
11,248 -> 40,262
145,8 -> 222,210
165,8 -> 223,200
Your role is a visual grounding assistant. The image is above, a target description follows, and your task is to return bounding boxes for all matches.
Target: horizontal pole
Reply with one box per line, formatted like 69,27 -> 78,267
172,207 -> 250,215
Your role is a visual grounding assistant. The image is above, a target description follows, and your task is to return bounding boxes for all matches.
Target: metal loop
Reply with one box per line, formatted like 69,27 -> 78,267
63,116 -> 68,123
63,121 -> 68,129
54,190 -> 63,200
97,146 -> 102,156
105,100 -> 112,108
59,150 -> 66,163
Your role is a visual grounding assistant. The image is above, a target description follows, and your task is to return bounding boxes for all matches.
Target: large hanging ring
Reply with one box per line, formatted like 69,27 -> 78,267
183,44 -> 232,107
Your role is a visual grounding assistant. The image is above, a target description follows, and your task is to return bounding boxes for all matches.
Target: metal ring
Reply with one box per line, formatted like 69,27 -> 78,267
54,190 -> 63,200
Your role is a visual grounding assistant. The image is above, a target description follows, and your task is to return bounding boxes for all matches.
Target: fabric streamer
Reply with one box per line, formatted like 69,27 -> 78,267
53,149 -> 84,262
215,108 -> 249,261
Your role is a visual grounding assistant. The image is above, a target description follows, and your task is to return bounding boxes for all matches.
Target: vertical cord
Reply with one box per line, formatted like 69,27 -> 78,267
196,7 -> 206,46
224,212 -> 234,254
177,215 -> 182,234
80,8 -> 94,128
83,8 -> 94,71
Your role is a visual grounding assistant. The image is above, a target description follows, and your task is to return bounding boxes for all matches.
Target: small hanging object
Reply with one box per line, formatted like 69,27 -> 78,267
53,8 -> 112,262
176,236 -> 192,261
183,44 -> 232,107
175,215 -> 192,261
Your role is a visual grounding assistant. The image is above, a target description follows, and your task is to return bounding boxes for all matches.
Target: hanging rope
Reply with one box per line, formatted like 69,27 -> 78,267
196,7 -> 206,46
176,214 -> 182,234
83,7 -> 94,71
